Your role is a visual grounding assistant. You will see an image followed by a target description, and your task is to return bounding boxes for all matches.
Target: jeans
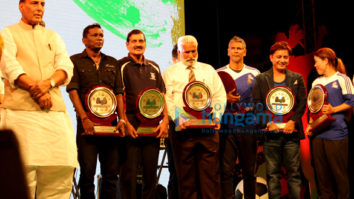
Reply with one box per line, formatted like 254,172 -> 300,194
263,135 -> 301,199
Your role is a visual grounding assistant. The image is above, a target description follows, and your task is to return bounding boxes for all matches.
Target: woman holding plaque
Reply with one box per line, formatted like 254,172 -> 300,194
306,47 -> 354,199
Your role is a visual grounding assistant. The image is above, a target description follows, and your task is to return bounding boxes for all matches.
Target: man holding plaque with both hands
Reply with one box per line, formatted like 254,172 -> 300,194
252,41 -> 306,199
163,35 -> 227,199
118,29 -> 169,199
66,23 -> 126,199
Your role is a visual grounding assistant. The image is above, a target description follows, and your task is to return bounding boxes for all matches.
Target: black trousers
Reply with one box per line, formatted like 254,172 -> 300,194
76,121 -> 120,199
119,137 -> 160,199
311,137 -> 349,199
219,131 -> 258,199
171,128 -> 221,199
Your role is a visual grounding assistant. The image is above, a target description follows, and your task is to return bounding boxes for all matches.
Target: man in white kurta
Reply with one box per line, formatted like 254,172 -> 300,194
0,0 -> 77,198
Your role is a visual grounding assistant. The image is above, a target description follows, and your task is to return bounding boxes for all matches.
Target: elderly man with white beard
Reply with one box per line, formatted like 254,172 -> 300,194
163,35 -> 227,199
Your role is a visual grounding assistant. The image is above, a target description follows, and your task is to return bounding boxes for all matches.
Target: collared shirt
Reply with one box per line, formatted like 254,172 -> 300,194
0,20 -> 73,112
118,54 -> 165,114
66,50 -> 124,110
163,61 -> 227,121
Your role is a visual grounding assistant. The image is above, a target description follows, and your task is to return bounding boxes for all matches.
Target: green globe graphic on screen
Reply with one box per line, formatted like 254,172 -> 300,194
73,0 -> 184,47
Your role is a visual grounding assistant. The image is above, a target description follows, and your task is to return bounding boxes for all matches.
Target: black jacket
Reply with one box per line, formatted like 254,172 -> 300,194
252,68 -> 307,140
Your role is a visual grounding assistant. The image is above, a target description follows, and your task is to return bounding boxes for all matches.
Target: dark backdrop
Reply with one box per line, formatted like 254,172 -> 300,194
184,0 -> 354,197
184,0 -> 354,77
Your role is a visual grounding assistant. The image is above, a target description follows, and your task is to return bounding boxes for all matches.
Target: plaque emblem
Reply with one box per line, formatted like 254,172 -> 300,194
87,87 -> 117,118
178,81 -> 215,130
184,81 -> 211,111
308,85 -> 325,113
136,88 -> 165,136
85,86 -> 120,136
265,86 -> 296,130
307,84 -> 336,135
266,86 -> 295,116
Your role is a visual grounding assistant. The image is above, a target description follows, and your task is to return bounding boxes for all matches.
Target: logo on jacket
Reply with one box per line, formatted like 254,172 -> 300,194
150,72 -> 156,80
332,82 -> 338,89
105,64 -> 115,68
247,74 -> 253,84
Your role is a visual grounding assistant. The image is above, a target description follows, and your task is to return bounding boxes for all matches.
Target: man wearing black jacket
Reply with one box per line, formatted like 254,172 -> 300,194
252,41 -> 306,199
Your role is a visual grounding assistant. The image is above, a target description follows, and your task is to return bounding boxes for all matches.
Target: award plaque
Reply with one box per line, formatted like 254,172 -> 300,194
181,81 -> 216,129
136,88 -> 165,136
217,71 -> 237,94
307,84 -> 336,135
217,71 -> 239,113
85,86 -> 120,136
265,86 -> 296,131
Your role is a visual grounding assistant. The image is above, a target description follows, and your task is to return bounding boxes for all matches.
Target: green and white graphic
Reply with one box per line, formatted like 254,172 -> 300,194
0,0 -> 185,190
73,0 -> 185,47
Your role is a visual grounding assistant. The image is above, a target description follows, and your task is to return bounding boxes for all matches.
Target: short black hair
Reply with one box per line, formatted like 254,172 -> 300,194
83,23 -> 102,38
126,29 -> 145,42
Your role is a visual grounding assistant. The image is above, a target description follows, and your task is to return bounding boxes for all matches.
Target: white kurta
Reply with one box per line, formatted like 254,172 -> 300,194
1,109 -> 77,167
0,20 -> 77,167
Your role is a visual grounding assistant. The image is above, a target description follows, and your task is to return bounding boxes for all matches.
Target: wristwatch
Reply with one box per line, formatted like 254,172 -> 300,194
50,78 -> 56,88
